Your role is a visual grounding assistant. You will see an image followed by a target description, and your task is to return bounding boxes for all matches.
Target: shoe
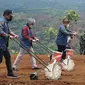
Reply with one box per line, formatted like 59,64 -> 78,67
12,67 -> 18,71
32,67 -> 41,70
7,74 -> 19,79
60,59 -> 64,62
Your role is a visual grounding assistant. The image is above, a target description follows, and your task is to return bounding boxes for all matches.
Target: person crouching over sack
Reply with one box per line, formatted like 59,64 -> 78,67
13,18 -> 40,71
56,18 -> 77,62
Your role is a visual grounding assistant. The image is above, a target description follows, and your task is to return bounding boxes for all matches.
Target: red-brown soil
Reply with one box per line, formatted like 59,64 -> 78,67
0,54 -> 85,85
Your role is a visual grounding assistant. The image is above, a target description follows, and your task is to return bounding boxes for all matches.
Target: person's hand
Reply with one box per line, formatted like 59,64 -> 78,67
72,32 -> 77,36
29,38 -> 33,41
10,36 -> 15,39
32,39 -> 36,42
35,38 -> 39,41
35,37 -> 39,41
5,34 -> 9,37
14,35 -> 19,38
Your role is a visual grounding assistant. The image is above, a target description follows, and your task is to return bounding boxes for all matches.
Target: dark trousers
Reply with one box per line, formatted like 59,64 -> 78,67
0,48 -> 13,75
80,43 -> 85,55
57,45 -> 66,60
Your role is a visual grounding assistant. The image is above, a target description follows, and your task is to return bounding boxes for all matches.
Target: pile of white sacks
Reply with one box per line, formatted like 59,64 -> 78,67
44,53 -> 75,80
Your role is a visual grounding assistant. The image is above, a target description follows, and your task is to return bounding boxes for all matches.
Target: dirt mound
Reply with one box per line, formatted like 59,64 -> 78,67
0,55 -> 85,85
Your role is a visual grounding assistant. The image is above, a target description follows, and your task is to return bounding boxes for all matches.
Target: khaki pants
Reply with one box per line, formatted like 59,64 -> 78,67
13,47 -> 37,68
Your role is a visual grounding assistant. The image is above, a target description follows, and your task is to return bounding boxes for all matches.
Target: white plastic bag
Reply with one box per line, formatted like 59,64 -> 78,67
62,58 -> 75,71
44,60 -> 61,80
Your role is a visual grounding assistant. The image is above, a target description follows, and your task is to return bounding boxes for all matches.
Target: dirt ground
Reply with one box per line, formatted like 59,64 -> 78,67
0,54 -> 85,85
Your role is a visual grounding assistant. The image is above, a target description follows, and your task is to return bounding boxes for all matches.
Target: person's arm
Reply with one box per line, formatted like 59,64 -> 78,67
0,21 -> 8,37
22,26 -> 33,40
31,33 -> 39,40
67,29 -> 72,32
10,31 -> 15,36
30,30 -> 36,39
10,31 -> 19,38
60,27 -> 73,36
30,30 -> 39,41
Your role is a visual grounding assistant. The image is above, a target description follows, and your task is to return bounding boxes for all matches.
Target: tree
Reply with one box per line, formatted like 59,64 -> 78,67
64,9 -> 80,22
44,27 -> 58,40
43,27 -> 58,50
63,9 -> 80,29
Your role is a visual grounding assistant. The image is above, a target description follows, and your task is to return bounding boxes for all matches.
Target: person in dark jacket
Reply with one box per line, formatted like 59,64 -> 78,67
0,10 -> 19,78
13,18 -> 40,71
56,18 -> 77,62
80,31 -> 85,55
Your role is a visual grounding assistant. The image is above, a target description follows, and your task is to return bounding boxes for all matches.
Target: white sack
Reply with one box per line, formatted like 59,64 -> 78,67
44,60 -> 61,80
62,58 -> 75,71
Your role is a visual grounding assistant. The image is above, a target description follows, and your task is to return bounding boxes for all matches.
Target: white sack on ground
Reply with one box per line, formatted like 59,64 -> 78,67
44,60 -> 61,80
62,58 -> 75,71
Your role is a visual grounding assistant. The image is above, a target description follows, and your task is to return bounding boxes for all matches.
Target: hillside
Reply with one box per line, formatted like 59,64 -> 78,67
0,0 -> 85,12
0,0 -> 85,54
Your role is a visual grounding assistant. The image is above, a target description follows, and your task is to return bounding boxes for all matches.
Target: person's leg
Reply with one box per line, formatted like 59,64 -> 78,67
3,48 -> 18,78
4,48 -> 13,75
29,47 -> 37,68
57,45 -> 66,61
0,49 -> 4,63
80,43 -> 83,55
83,45 -> 85,55
29,47 -> 40,69
13,48 -> 26,69
57,45 -> 63,52
61,46 -> 66,60
81,44 -> 85,55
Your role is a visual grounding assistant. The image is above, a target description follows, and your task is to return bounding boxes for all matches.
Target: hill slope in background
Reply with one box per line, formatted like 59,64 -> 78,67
0,0 -> 85,54
0,0 -> 85,11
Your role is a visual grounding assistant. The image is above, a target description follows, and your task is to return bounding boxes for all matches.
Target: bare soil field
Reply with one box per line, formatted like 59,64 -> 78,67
0,54 -> 85,85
